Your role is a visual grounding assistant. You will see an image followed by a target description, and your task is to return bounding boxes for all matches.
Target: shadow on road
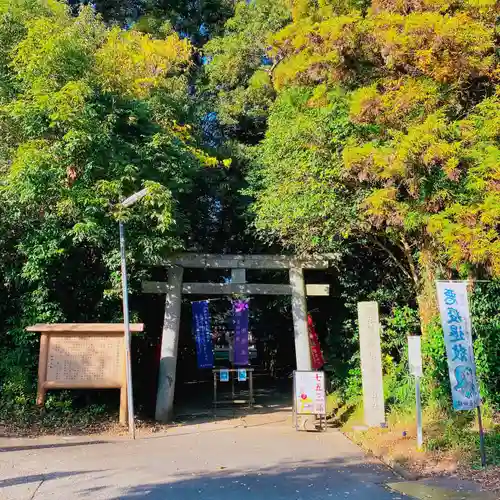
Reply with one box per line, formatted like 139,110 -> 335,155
86,458 -> 401,499
0,470 -> 98,489
0,440 -> 109,453
173,375 -> 293,425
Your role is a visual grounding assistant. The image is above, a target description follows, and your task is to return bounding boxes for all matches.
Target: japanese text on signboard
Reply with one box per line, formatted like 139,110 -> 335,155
192,301 -> 214,369
294,371 -> 326,415
233,300 -> 249,366
436,282 -> 480,411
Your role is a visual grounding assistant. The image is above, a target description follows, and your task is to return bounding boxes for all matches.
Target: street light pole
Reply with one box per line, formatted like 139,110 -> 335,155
118,188 -> 148,440
119,220 -> 135,439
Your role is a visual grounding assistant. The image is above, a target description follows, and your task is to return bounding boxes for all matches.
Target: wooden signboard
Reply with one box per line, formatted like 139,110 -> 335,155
26,323 -> 144,425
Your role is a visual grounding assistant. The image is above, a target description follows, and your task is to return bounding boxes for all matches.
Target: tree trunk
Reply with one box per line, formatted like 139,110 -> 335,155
416,247 -> 439,336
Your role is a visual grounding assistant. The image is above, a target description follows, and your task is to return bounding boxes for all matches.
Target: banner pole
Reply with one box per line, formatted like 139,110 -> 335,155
415,376 -> 423,451
292,371 -> 297,430
477,405 -> 487,467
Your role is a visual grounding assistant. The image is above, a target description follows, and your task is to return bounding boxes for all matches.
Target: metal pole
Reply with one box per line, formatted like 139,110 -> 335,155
249,370 -> 253,409
213,371 -> 217,418
415,376 -> 423,450
477,405 -> 487,467
119,221 -> 135,439
292,371 -> 297,430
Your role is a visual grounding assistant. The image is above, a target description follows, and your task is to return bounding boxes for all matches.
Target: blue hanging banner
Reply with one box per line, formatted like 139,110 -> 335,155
192,301 -> 214,369
233,300 -> 249,366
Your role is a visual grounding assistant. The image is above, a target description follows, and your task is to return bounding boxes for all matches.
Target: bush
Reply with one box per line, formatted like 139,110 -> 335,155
470,282 -> 500,410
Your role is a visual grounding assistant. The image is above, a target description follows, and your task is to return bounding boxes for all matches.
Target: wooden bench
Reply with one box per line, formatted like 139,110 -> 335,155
26,323 -> 144,425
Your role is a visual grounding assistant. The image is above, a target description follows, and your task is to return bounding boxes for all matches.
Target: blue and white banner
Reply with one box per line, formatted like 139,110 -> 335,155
192,301 -> 214,369
436,281 -> 480,411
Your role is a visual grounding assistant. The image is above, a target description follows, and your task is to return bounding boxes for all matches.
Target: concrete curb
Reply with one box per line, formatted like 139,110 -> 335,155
343,431 -> 421,482
380,455 -> 421,481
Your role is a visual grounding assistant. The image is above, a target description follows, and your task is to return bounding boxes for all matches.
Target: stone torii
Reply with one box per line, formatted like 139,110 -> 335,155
142,254 -> 332,422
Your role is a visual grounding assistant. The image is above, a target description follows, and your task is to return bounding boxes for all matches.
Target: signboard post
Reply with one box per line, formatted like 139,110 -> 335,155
212,368 -> 254,416
436,281 -> 486,467
408,336 -> 423,450
293,371 -> 326,431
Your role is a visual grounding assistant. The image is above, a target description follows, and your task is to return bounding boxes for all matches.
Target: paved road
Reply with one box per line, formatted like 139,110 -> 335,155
0,417 -> 405,499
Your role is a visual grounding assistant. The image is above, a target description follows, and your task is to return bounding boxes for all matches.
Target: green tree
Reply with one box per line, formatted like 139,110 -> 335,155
202,0 -> 291,141
143,0 -> 235,42
0,1 -> 214,401
242,0 -> 499,329
68,0 -> 142,25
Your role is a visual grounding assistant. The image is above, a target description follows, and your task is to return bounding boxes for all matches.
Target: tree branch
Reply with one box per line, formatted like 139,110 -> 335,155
370,236 -> 413,284
267,53 -> 284,85
400,236 -> 419,289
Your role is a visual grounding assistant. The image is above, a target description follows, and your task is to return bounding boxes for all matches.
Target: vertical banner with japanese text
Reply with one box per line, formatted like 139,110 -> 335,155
436,281 -> 480,411
192,301 -> 214,369
307,315 -> 325,370
233,300 -> 249,366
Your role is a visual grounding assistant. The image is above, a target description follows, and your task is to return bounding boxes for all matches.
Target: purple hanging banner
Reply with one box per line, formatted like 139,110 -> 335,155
192,301 -> 214,369
233,300 -> 249,366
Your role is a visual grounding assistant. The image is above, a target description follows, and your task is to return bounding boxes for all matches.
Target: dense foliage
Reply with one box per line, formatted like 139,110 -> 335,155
204,0 -> 499,412
0,0 -> 498,432
0,0 -> 216,412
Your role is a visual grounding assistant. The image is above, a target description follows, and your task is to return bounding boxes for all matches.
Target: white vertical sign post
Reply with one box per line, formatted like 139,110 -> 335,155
436,281 -> 486,467
408,336 -> 423,450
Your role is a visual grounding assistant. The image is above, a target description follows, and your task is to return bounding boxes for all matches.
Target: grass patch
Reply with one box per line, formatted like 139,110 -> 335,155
0,390 -> 118,437
326,391 -> 364,428
423,406 -> 500,466
337,394 -> 500,471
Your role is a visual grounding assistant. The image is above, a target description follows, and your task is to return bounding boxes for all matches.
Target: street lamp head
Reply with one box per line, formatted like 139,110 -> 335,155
121,188 -> 148,208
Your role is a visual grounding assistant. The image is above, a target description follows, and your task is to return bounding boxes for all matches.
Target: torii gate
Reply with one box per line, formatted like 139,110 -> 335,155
142,254 -> 332,422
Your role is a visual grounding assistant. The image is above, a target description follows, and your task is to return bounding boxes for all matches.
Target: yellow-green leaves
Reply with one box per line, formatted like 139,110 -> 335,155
0,0 -> 211,299
244,0 -> 499,281
346,94 -> 500,274
425,96 -> 500,274
96,29 -> 191,99
371,12 -> 495,83
350,77 -> 441,129
343,141 -> 400,181
371,0 -> 458,14
48,81 -> 92,127
268,4 -> 496,90
270,12 -> 368,89
12,6 -> 104,92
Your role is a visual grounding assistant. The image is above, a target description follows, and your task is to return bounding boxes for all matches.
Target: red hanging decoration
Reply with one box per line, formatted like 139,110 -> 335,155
308,315 -> 325,370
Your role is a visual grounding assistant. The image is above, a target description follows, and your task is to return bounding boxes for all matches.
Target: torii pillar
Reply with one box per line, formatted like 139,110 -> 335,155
155,266 -> 183,422
289,266 -> 311,371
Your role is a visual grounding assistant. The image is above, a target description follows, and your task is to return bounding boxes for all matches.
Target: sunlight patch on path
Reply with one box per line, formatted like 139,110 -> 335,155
388,482 -> 498,499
